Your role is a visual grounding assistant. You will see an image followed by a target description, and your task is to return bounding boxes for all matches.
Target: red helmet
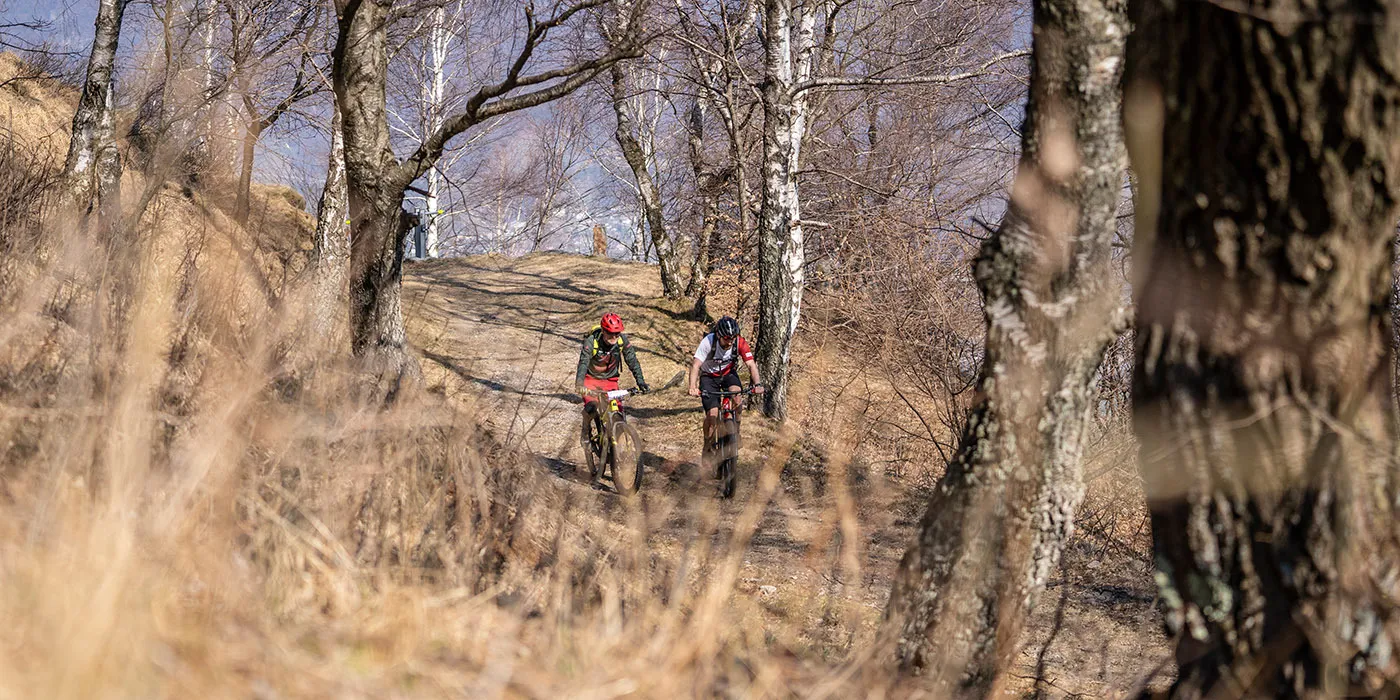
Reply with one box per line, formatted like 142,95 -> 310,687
600,313 -> 624,334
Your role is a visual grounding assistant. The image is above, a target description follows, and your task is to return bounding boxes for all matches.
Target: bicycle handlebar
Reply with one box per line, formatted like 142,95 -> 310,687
583,386 -> 647,400
699,385 -> 761,397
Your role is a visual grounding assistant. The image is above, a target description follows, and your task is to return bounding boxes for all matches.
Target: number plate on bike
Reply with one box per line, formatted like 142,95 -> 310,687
605,389 -> 630,400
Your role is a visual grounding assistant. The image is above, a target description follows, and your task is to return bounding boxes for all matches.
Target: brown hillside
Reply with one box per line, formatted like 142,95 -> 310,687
403,251 -> 1170,696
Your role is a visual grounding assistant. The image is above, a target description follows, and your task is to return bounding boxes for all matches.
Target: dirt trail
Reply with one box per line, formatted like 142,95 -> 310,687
403,252 -> 1169,695
404,252 -> 902,632
404,252 -> 705,479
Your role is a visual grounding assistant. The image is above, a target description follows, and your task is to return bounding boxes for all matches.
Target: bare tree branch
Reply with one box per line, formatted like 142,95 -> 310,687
792,49 -> 1028,96
394,43 -> 642,188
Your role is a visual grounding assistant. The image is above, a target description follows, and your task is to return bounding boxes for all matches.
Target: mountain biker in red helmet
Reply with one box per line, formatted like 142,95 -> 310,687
576,313 -> 649,412
687,316 -> 763,467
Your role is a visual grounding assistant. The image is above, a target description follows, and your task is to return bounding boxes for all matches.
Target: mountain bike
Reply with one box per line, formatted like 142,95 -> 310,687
581,387 -> 645,496
701,385 -> 757,499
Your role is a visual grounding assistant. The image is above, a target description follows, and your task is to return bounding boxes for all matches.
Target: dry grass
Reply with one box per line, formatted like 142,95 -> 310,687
0,56 -> 1169,700
0,245 -> 1167,698
401,250 -> 1169,697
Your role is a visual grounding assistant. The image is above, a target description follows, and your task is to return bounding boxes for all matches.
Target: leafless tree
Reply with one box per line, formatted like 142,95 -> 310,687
523,104 -> 593,251
749,0 -> 1029,420
681,89 -> 732,318
608,23 -> 684,297
126,0 -> 224,186
876,0 -> 1128,691
330,0 -> 645,393
225,0 -> 325,224
60,0 -> 132,221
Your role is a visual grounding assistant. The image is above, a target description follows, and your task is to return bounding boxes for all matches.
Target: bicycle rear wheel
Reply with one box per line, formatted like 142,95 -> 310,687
581,411 -> 604,480
610,418 -> 644,496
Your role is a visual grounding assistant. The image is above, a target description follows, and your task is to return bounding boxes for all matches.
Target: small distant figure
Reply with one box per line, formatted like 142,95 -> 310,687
592,223 -> 607,257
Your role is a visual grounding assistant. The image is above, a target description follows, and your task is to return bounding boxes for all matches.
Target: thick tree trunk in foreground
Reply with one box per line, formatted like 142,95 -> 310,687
1132,0 -> 1400,695
611,65 -> 683,299
62,0 -> 129,217
878,0 -> 1127,689
755,0 -> 818,421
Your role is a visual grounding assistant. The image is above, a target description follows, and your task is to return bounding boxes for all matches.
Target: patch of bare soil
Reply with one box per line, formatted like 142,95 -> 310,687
403,252 -> 1169,696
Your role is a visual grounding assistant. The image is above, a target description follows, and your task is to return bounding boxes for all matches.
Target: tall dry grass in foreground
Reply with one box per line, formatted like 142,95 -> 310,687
0,188 -> 1165,699
0,159 -> 898,698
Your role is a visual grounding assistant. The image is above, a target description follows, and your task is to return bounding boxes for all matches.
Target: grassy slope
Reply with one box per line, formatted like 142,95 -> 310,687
0,52 -> 1167,697
404,252 -> 1170,696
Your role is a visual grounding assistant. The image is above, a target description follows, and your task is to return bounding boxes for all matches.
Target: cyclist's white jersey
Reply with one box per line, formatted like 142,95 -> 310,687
693,333 -> 754,377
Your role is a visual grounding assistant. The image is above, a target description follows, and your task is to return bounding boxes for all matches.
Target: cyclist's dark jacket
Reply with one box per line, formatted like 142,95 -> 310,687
576,326 -> 646,385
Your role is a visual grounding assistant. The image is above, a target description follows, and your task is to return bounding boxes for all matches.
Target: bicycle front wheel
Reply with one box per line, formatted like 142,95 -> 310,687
717,418 -> 738,499
610,418 -> 644,496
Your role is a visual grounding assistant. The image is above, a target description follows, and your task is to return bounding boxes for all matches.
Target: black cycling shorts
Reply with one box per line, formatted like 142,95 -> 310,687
700,370 -> 742,411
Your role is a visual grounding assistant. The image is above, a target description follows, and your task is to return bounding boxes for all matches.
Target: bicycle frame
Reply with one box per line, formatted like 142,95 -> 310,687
581,387 -> 646,494
702,385 -> 753,420
587,388 -> 632,427
700,385 -> 754,499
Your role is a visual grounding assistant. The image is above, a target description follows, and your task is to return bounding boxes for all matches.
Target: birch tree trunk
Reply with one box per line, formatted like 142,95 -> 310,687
611,64 -> 684,299
331,0 -> 641,394
334,0 -> 420,394
685,92 -> 727,320
877,0 -> 1127,690
235,121 -> 261,224
423,2 -> 447,258
62,0 -> 129,218
306,102 -> 350,353
754,0 -> 819,420
1131,0 -> 1400,694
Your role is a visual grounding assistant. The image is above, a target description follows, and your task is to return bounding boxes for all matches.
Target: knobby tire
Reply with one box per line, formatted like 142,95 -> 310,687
718,417 -> 738,499
582,411 -> 604,481
611,417 -> 644,496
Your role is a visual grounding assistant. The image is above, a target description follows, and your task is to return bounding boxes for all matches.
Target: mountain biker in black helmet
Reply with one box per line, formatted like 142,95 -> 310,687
687,316 -> 763,468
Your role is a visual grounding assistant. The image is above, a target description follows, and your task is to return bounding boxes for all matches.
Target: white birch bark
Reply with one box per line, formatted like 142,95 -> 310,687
754,0 -> 822,420
194,0 -> 217,157
422,3 -> 447,258
878,0 -> 1127,689
611,62 -> 684,297
62,0 -> 129,216
307,102 -> 350,350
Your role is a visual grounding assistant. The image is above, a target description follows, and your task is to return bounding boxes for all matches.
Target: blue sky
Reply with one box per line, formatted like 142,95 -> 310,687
7,0 -> 1033,258
10,0 -> 97,54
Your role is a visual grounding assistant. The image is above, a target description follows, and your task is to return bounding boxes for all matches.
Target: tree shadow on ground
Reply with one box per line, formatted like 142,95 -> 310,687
628,404 -> 701,419
422,349 -> 581,402
536,455 -> 608,490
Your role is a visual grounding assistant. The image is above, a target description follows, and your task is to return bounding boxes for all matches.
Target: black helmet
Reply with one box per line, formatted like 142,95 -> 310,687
714,316 -> 739,340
